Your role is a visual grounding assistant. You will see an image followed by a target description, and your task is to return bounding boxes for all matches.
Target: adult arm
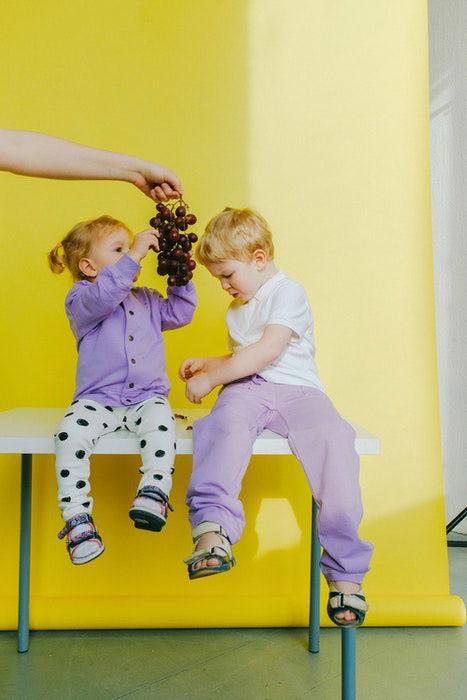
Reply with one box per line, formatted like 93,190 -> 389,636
0,128 -> 182,201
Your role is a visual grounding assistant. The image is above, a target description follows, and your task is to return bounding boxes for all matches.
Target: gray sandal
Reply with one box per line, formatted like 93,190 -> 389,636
184,521 -> 235,580
327,583 -> 368,627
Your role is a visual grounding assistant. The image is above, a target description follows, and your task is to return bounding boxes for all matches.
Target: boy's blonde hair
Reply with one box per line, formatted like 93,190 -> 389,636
48,215 -> 132,281
196,207 -> 274,265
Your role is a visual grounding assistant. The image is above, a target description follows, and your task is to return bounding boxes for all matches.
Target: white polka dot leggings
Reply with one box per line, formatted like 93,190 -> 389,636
54,396 -> 176,521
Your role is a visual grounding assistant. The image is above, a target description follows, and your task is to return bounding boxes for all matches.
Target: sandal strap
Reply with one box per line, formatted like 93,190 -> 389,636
68,528 -> 102,549
58,512 -> 95,540
191,521 -> 231,543
137,485 -> 174,512
184,544 -> 231,566
328,588 -> 368,614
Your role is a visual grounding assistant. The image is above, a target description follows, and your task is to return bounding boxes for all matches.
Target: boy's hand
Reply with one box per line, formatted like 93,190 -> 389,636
179,357 -> 207,381
128,229 -> 160,263
185,374 -> 213,404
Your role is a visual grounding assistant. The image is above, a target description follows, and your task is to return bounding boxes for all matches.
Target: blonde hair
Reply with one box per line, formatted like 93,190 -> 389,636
48,215 -> 132,281
196,207 -> 275,265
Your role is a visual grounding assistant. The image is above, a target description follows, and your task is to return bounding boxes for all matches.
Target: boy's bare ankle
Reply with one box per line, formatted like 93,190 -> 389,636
333,580 -> 361,594
195,531 -> 222,551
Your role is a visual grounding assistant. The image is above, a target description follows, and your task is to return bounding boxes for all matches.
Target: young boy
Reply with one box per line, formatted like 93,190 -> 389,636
179,207 -> 372,627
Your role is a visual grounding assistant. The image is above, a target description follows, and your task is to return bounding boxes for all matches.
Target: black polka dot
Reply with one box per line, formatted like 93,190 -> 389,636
154,401 -> 164,405
77,419 -> 89,427
105,406 -> 114,412
140,440 -> 146,448
170,468 -> 175,474
103,423 -> 108,429
135,417 -> 142,426
158,425 -> 168,431
136,405 -> 144,412
154,474 -> 163,480
75,450 -> 85,459
61,496 -> 71,503
82,501 -> 91,508
139,468 -> 144,474
71,400 -> 78,406
76,480 -> 86,489
58,432 -> 68,441
84,405 -> 96,411
64,412 -> 73,418
60,469 -> 70,477
171,416 -> 175,420
122,416 -> 127,422
173,443 -> 176,449
124,425 -> 130,431
155,450 -> 165,458
115,426 -> 121,431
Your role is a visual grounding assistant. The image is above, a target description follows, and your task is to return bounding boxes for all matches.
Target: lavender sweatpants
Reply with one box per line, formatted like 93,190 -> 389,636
186,376 -> 373,583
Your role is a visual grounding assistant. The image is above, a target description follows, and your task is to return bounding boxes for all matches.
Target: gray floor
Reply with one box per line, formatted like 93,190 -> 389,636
1,539 -> 466,700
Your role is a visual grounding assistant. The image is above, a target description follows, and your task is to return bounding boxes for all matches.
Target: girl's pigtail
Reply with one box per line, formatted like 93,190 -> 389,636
48,242 -> 66,274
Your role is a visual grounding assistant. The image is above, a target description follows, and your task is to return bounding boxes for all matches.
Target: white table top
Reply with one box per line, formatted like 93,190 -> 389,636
0,408 -> 380,456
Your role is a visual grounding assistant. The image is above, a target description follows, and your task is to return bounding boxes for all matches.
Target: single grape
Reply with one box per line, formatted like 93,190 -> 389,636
188,232 -> 198,242
175,217 -> 188,230
175,205 -> 186,217
185,214 -> 197,225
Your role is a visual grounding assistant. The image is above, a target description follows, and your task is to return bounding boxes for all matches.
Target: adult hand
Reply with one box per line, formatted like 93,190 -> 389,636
133,161 -> 183,202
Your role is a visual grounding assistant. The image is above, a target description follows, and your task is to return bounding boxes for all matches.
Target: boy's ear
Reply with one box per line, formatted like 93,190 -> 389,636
252,249 -> 267,269
78,257 -> 98,278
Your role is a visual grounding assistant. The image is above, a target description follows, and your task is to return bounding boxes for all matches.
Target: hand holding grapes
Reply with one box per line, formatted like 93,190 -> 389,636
185,373 -> 214,404
128,229 -> 160,264
179,357 -> 208,381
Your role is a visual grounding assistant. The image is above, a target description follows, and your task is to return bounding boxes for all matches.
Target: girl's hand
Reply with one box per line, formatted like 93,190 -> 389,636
185,374 -> 213,404
128,229 -> 160,263
179,357 -> 207,381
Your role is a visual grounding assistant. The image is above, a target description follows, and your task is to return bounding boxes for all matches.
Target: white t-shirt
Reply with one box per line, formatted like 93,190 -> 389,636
226,270 -> 324,390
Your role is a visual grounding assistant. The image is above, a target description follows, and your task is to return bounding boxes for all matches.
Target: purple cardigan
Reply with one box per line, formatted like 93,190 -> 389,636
65,254 -> 196,406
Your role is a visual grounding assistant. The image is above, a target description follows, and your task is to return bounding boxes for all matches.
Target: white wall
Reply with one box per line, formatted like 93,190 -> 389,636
428,1 -> 467,533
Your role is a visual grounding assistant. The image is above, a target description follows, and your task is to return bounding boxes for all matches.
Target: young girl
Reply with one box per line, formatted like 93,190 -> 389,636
48,215 -> 196,565
179,207 -> 372,627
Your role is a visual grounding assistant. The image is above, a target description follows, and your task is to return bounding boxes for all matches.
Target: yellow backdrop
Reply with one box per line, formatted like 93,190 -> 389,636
0,0 -> 464,629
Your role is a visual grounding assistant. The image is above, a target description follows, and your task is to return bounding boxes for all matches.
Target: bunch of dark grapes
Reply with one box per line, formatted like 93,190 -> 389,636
149,199 -> 198,286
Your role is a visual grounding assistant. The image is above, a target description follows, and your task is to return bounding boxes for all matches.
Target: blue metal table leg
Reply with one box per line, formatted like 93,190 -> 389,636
308,499 -> 320,653
342,627 -> 356,700
18,454 -> 32,653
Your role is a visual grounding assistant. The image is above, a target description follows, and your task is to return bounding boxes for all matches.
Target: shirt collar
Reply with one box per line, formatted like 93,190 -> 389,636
253,270 -> 286,302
